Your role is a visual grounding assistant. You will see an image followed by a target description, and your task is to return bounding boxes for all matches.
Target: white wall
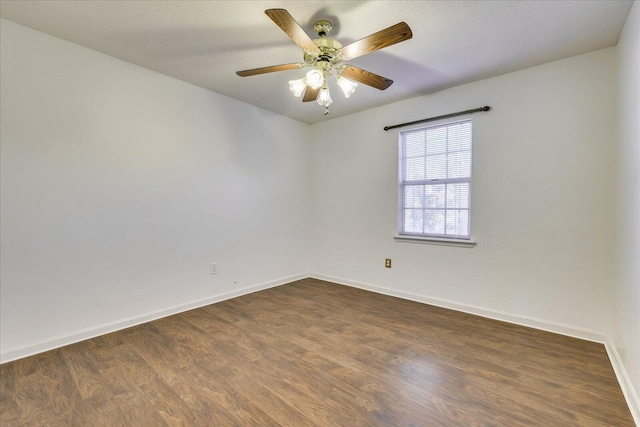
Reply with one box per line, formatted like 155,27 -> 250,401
613,0 -> 640,419
310,47 -> 617,338
0,19 -> 310,360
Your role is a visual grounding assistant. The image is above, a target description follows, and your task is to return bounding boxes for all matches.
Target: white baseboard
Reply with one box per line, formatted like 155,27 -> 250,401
310,273 -> 607,343
605,338 -> 640,425
0,272 -> 308,364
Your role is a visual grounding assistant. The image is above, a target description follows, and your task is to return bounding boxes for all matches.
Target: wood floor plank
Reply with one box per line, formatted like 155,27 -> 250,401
0,278 -> 634,426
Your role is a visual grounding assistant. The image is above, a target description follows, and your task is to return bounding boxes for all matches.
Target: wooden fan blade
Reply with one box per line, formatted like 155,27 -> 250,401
236,63 -> 304,77
302,86 -> 320,102
339,22 -> 412,60
265,9 -> 320,54
340,65 -> 394,90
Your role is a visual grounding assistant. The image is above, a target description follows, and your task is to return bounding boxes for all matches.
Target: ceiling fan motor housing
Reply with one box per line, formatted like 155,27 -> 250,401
304,37 -> 343,68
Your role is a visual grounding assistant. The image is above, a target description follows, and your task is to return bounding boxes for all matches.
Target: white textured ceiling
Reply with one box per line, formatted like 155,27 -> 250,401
0,1 -> 633,124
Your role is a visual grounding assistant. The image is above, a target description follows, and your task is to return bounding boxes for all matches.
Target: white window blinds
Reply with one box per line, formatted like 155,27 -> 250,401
399,119 -> 472,239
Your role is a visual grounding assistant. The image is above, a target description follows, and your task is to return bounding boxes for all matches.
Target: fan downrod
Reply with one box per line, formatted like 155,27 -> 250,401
313,20 -> 333,38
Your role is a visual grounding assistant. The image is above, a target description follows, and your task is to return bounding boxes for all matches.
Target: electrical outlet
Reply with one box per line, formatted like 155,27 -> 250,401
210,262 -> 218,275
385,258 -> 392,268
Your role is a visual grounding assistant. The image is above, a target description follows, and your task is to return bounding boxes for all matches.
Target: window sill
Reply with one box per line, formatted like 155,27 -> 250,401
394,234 -> 477,248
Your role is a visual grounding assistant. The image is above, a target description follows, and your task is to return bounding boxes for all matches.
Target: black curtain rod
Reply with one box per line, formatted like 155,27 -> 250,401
383,106 -> 491,131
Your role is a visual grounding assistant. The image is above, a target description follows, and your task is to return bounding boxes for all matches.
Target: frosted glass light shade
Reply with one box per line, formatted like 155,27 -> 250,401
305,69 -> 324,89
317,87 -> 332,107
288,77 -> 307,97
337,76 -> 358,98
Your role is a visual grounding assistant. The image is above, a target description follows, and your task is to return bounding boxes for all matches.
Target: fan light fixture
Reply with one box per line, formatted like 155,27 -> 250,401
317,85 -> 332,108
305,69 -> 324,89
289,77 -> 307,97
288,71 -> 355,115
337,76 -> 358,98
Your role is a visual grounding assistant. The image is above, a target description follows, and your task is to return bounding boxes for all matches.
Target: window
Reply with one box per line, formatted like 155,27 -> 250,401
398,119 -> 472,240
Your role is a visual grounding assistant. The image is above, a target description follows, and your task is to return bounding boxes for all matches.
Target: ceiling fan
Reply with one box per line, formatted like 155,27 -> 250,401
236,9 -> 413,115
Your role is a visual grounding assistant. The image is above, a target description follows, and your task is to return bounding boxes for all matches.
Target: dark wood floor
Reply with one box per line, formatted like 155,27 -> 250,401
0,278 -> 634,426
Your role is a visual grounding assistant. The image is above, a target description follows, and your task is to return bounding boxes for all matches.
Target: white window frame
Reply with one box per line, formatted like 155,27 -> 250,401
395,118 -> 476,248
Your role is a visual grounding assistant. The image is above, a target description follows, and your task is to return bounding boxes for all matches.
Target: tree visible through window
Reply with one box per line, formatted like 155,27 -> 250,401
398,119 -> 472,239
